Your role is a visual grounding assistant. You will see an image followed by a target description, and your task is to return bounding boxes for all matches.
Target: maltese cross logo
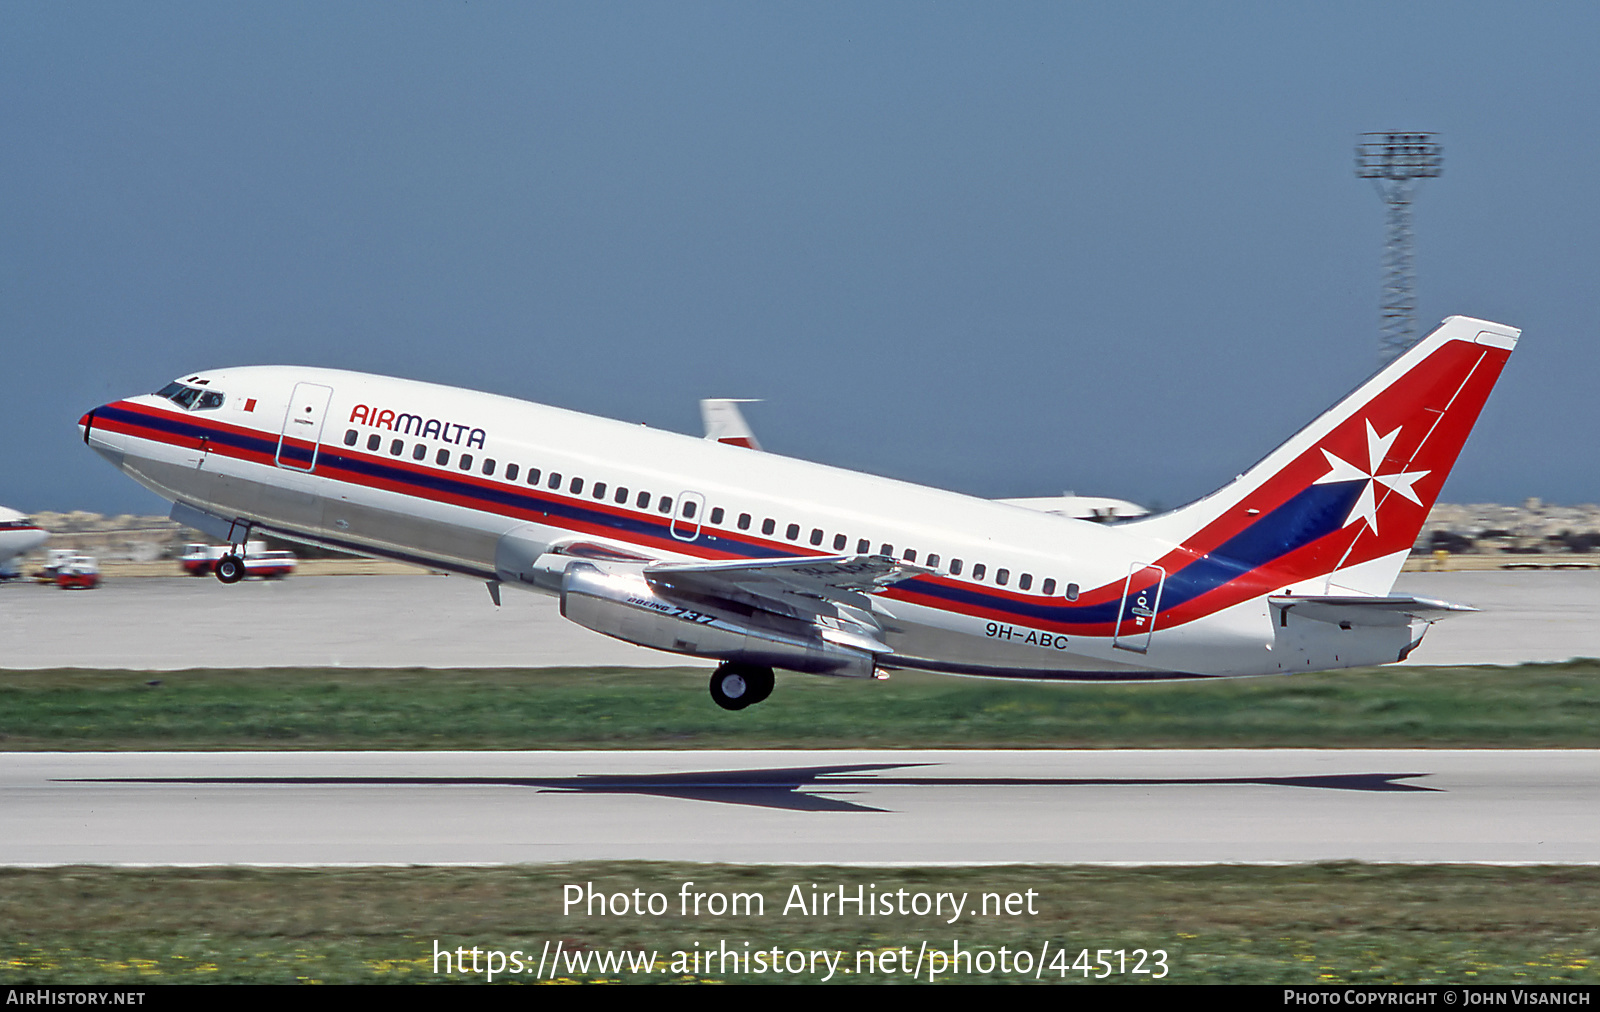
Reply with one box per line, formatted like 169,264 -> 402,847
1313,420 -> 1430,536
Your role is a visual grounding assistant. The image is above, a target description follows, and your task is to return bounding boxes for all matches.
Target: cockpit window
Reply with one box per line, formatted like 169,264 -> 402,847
156,381 -> 224,411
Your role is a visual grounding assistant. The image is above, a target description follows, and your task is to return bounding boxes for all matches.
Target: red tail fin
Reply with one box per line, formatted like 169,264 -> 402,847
1124,316 -> 1518,596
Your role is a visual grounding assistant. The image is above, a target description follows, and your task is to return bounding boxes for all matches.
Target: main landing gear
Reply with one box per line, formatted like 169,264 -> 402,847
214,554 -> 246,584
709,663 -> 775,711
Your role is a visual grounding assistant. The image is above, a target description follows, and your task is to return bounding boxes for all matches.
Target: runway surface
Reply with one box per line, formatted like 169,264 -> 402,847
3,749 -> 1595,866
2,570 -> 1597,669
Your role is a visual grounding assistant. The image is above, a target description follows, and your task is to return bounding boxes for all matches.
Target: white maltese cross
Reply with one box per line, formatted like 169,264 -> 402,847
1312,420 -> 1430,535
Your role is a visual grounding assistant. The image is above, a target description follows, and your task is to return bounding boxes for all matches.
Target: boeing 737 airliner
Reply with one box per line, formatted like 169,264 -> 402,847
81,316 -> 1516,708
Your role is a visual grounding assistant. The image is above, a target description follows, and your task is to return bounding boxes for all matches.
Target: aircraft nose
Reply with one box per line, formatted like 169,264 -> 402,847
78,408 -> 97,444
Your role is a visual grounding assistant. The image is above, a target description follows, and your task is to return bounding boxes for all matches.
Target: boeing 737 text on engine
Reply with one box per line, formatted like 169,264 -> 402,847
80,316 -> 1517,709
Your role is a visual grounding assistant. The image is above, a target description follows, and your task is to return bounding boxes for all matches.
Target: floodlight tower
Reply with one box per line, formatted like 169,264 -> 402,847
1355,132 -> 1442,363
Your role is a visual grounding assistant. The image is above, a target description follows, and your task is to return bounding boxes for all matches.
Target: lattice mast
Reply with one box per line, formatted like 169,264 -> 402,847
1355,132 -> 1442,363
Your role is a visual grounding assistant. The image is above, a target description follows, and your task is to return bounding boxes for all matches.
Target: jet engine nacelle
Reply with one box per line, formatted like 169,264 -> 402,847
558,560 -> 877,677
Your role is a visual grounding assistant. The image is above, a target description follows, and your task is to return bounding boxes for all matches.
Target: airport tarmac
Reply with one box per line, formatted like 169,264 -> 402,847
1,749 -> 1594,866
0,571 -> 697,670
1,569 -> 1596,670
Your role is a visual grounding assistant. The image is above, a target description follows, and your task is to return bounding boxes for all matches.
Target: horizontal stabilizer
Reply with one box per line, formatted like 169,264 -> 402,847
1269,594 -> 1476,629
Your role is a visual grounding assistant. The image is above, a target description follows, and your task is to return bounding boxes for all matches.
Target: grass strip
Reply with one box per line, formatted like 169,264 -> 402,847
1,661 -> 1598,750
2,864 -> 1595,984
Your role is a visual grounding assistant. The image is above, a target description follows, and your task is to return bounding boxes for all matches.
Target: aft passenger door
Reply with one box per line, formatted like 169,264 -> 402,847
1113,563 -> 1166,654
276,382 -> 333,472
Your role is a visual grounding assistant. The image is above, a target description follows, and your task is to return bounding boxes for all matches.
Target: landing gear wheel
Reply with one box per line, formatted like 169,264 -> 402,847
709,663 -> 775,711
214,554 -> 246,584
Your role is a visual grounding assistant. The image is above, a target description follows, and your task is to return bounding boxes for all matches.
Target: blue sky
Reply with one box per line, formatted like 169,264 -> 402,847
4,2 -> 1595,515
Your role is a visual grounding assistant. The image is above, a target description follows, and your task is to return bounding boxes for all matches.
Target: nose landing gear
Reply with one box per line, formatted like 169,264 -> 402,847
709,663 -> 775,711
214,554 -> 246,584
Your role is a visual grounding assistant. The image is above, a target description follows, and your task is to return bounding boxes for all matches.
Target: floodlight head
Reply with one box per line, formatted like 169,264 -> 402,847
1356,132 -> 1442,180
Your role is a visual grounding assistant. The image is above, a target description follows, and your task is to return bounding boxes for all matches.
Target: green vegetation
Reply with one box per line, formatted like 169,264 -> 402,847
5,665 -> 1594,985
2,864 -> 1594,984
1,661 -> 1597,750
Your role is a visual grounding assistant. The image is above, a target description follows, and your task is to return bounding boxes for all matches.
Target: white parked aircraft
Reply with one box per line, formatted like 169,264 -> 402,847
81,316 -> 1516,708
0,507 -> 49,580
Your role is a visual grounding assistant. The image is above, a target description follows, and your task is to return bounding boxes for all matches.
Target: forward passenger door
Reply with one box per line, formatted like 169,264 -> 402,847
276,383 -> 333,472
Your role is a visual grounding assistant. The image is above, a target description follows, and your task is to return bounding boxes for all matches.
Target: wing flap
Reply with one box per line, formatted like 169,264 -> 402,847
648,553 -> 930,595
644,553 -> 930,627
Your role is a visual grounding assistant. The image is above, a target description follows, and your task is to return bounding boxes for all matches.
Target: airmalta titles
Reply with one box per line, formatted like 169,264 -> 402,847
348,404 -> 486,448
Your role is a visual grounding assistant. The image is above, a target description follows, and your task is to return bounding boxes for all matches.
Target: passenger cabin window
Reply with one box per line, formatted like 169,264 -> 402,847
658,497 -> 673,514
369,435 -> 382,451
459,454 -> 474,470
833,534 -> 847,551
880,544 -> 893,557
593,482 -> 607,499
950,559 -> 963,575
637,491 -> 651,509
738,513 -> 751,530
786,524 -> 800,541
548,473 -> 562,489
710,507 -> 725,525
972,563 -> 987,581
413,444 -> 426,461
809,528 -> 823,546
1019,573 -> 1033,591
762,518 -> 775,536
390,439 -> 404,456
927,554 -> 940,569
506,463 -> 519,481
615,487 -> 628,504
483,459 -> 496,476
857,539 -> 870,554
995,569 -> 1009,586
1042,578 -> 1056,596
904,549 -> 917,563
343,429 -> 358,446
436,449 -> 450,466
1066,582 -> 1080,601
570,477 -> 583,494
527,468 -> 541,485
682,501 -> 697,519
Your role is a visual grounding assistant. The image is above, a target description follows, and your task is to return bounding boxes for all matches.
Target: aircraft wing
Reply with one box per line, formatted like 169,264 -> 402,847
647,553 -> 929,602
642,554 -> 931,633
1268,594 -> 1477,628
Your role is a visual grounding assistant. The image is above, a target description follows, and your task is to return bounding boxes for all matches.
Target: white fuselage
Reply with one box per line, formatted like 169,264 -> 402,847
81,364 -> 1427,681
